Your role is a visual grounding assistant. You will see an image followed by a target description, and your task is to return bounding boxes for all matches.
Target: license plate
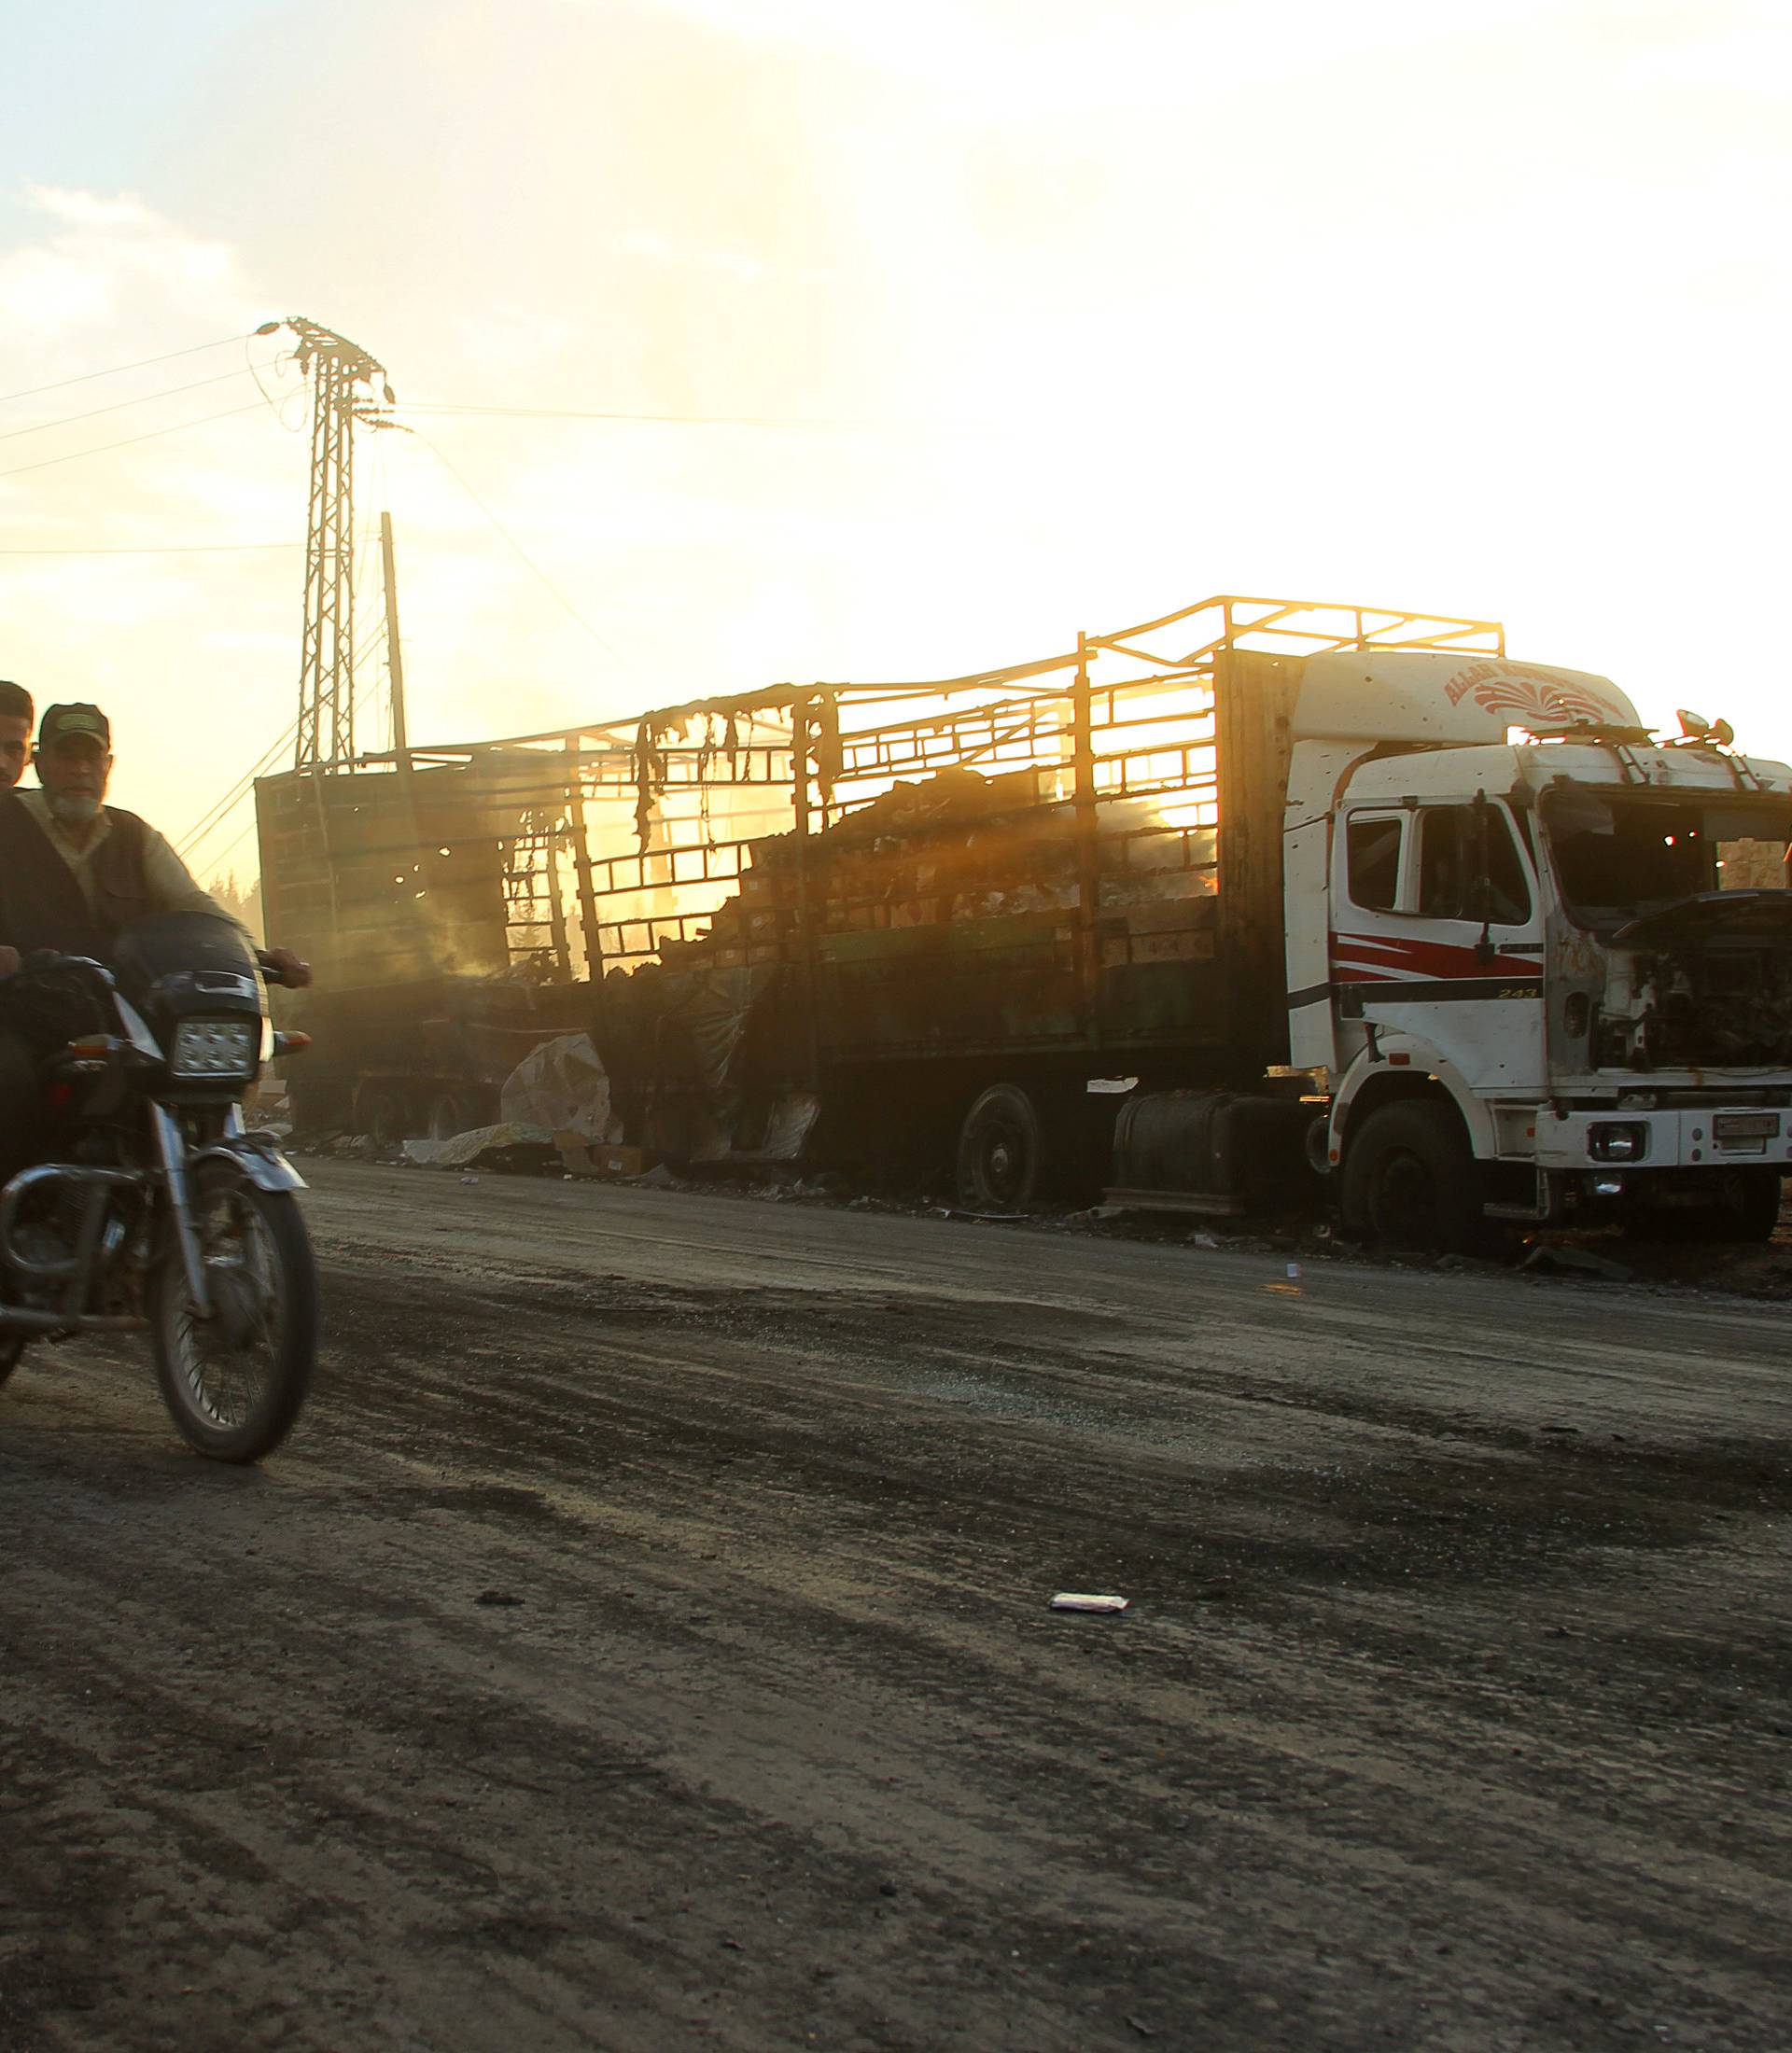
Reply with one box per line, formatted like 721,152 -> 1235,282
1714,1112 -> 1780,1141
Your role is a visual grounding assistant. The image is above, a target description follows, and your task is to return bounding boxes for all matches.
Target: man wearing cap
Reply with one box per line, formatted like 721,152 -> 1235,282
0,703 -> 312,983
0,679 -> 30,789
0,704 -> 310,1182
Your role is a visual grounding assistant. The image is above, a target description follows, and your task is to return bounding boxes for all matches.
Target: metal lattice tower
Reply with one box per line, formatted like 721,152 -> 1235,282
277,317 -> 397,769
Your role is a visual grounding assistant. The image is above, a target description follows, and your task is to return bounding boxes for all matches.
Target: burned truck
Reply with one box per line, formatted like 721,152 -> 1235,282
256,593 -> 1792,1247
254,747 -> 592,1138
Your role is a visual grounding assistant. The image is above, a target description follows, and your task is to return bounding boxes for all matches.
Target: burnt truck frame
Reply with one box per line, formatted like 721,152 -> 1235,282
255,594 -> 1792,1248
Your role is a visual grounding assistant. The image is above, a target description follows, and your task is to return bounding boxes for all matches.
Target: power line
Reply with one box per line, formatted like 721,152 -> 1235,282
177,715 -> 301,858
0,365 -> 252,444
245,331 -> 304,432
0,539 -> 298,556
413,429 -> 630,670
353,618 -> 389,670
0,333 -> 248,409
195,801 -> 270,881
178,621 -> 390,862
0,399 -> 271,481
402,400 -> 954,432
196,656 -> 388,882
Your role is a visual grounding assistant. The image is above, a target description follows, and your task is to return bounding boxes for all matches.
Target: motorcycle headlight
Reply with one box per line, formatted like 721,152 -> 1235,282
169,1017 -> 260,1081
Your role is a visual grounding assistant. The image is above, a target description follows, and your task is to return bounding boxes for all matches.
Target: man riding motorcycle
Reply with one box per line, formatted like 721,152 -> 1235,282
0,702 -> 311,1180
0,679 -> 31,789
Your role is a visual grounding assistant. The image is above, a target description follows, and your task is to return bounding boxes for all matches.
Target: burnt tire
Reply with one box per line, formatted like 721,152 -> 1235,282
1341,1098 -> 1483,1254
955,1083 -> 1045,1212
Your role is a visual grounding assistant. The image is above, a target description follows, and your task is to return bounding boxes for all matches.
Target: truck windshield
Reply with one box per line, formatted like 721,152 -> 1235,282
1542,790 -> 1792,928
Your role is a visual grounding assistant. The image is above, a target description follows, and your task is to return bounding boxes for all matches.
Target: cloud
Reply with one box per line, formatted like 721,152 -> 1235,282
0,185 -> 304,846
0,185 -> 243,342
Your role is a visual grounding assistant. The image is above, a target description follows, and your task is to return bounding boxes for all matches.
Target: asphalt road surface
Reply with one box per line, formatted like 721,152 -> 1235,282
3,1161 -> 1789,2051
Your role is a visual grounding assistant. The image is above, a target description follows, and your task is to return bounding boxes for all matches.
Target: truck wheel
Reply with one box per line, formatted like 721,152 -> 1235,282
425,1092 -> 469,1142
353,1084 -> 408,1148
1341,1099 -> 1482,1254
956,1084 -> 1045,1211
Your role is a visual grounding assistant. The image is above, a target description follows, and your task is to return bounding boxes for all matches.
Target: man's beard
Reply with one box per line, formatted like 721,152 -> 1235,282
48,794 -> 100,826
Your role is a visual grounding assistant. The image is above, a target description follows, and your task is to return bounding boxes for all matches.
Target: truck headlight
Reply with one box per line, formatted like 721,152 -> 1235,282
1588,1121 -> 1646,1163
169,1018 -> 260,1081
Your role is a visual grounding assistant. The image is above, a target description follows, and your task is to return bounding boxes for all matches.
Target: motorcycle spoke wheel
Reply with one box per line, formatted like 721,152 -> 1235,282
149,1171 -> 316,1463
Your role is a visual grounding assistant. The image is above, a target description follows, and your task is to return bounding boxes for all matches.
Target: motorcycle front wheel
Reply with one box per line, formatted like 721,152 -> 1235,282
148,1164 -> 317,1463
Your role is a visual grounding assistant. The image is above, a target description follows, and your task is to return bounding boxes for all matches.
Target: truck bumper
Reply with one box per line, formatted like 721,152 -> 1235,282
1524,1107 -> 1792,1174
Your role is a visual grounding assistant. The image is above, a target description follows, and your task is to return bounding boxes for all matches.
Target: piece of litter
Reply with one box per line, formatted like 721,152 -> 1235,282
460,1173 -> 479,1185
1286,1261 -> 1303,1279
1050,1592 -> 1129,1613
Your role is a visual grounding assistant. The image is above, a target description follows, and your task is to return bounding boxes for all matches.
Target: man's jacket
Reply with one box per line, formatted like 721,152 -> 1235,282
0,790 -> 152,957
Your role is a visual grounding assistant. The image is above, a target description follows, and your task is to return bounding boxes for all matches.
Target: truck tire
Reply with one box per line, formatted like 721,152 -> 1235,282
956,1084 -> 1045,1212
1340,1098 -> 1482,1254
353,1083 -> 409,1148
425,1091 -> 469,1142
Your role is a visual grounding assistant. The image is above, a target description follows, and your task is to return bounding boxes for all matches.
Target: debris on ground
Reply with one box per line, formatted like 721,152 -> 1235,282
1049,1593 -> 1130,1613
1520,1243 -> 1634,1283
559,1138 -> 653,1179
403,1122 -> 551,1169
500,1032 -> 615,1144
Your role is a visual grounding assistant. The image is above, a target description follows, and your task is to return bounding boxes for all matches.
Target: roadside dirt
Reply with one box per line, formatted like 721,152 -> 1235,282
2,1161 -> 1789,2050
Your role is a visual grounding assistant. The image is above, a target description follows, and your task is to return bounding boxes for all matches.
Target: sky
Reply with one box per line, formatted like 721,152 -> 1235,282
1,0 -> 1787,886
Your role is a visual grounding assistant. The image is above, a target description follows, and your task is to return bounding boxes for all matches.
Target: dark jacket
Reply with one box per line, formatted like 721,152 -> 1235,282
0,791 -> 151,958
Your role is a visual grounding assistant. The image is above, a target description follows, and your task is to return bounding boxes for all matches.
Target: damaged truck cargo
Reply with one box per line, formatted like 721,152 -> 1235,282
255,592 -> 1792,1250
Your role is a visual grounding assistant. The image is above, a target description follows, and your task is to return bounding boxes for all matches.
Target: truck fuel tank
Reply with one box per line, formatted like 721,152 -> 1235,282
1108,1088 -> 1320,1216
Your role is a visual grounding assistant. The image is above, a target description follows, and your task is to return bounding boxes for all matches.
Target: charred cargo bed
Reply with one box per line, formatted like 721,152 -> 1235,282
254,595 -> 1505,1189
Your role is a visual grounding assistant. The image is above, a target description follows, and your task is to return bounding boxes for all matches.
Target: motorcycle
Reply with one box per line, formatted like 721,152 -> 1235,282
0,912 -> 316,1462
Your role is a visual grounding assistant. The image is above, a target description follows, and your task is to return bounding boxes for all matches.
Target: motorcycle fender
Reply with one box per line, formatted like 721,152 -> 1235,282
191,1138 -> 308,1194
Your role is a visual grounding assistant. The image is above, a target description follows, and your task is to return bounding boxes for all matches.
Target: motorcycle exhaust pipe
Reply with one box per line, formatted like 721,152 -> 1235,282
0,1307 -> 146,1334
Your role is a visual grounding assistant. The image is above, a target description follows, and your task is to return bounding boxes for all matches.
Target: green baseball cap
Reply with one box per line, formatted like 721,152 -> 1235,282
37,703 -> 111,752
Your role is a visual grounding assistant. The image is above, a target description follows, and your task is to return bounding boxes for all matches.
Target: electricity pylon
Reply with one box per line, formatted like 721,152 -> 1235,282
265,317 -> 398,769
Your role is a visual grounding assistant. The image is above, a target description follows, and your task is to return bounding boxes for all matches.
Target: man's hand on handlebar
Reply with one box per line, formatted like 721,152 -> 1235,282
259,946 -> 313,990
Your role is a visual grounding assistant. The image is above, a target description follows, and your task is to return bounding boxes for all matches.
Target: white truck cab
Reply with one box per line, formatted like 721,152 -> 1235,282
1281,652 -> 1792,1245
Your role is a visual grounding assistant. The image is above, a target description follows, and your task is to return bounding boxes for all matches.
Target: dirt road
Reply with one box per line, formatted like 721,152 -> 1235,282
2,1161 -> 1789,2051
